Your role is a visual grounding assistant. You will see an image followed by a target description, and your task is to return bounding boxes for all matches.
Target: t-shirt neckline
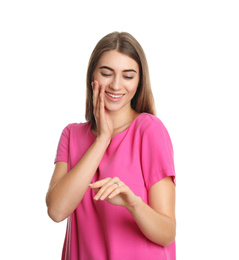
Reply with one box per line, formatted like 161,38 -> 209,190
89,113 -> 147,140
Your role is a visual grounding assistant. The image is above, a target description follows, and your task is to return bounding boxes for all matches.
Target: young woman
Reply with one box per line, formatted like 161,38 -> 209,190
46,32 -> 176,260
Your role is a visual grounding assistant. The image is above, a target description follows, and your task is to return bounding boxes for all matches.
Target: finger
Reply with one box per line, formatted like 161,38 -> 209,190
92,178 -> 120,200
93,81 -> 99,115
93,182 -> 113,200
89,178 -> 111,189
91,187 -> 100,196
98,182 -> 122,200
93,81 -> 98,112
99,84 -> 105,119
108,186 -> 123,199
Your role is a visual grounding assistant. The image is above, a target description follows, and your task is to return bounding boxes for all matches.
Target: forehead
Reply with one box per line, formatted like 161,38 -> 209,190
97,50 -> 139,71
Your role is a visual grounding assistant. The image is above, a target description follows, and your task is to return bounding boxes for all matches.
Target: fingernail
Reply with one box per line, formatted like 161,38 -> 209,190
94,195 -> 99,200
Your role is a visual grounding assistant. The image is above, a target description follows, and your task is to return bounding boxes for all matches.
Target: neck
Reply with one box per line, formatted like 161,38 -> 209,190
91,106 -> 140,137
108,107 -> 139,135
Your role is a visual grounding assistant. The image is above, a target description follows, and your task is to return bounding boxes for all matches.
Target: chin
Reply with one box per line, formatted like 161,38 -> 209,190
105,104 -> 122,112
104,101 -> 128,113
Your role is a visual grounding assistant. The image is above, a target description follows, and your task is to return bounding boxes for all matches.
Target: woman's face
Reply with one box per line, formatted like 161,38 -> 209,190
93,50 -> 140,113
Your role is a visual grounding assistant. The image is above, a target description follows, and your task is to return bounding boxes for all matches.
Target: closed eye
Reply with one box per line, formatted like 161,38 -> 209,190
124,76 -> 134,79
101,72 -> 112,77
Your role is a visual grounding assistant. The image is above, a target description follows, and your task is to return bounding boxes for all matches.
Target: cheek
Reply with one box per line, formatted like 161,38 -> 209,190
126,80 -> 139,95
93,73 -> 110,85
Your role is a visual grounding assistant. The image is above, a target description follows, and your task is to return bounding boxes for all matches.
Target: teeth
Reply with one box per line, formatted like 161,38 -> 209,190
107,93 -> 123,98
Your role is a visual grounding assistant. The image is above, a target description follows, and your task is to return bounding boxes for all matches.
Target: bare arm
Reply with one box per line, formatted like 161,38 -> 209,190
90,176 -> 176,246
126,177 -> 176,246
46,82 -> 113,222
46,136 -> 110,222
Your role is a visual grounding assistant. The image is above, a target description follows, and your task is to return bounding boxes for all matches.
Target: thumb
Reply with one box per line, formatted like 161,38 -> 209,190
89,184 -> 99,194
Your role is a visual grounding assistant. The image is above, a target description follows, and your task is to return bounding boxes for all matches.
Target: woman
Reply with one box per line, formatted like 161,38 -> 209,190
46,32 -> 176,260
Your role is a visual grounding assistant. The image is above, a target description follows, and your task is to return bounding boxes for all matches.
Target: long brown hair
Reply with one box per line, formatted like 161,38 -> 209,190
85,32 -> 156,123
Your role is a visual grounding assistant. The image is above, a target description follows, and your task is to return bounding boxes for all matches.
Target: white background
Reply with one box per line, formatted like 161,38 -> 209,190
1,1 -> 238,259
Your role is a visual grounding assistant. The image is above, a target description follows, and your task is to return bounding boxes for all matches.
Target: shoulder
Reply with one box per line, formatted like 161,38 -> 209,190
135,113 -> 168,136
61,122 -> 91,136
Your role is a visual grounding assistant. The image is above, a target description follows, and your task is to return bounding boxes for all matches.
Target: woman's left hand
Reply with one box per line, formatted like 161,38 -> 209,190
89,177 -> 140,209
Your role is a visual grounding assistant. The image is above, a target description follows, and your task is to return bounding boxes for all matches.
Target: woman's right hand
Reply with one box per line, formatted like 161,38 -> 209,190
92,80 -> 113,141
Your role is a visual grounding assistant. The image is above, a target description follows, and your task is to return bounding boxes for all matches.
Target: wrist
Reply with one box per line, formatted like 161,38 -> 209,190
125,196 -> 143,213
96,135 -> 111,147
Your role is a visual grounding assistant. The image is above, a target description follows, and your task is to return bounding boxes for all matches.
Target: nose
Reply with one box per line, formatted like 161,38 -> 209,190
109,76 -> 122,91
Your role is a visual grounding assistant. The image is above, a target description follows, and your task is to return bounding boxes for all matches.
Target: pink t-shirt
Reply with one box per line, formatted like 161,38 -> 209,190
55,113 -> 176,260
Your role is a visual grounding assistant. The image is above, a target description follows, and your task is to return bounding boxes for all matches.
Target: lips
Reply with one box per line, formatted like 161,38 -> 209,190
105,91 -> 124,101
107,93 -> 124,98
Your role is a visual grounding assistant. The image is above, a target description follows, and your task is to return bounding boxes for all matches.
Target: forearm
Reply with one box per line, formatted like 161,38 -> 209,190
47,136 -> 110,222
126,197 -> 176,247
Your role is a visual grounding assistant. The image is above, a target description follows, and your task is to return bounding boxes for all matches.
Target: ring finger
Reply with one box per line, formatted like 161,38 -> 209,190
94,178 -> 121,200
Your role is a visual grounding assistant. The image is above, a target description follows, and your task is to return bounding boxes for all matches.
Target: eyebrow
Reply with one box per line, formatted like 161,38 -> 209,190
99,66 -> 137,73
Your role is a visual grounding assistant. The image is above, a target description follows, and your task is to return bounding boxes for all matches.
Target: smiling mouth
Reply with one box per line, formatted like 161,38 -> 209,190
106,92 -> 124,99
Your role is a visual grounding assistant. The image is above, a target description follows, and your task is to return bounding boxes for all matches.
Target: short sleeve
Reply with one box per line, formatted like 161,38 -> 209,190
54,124 -> 71,164
141,118 -> 176,190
